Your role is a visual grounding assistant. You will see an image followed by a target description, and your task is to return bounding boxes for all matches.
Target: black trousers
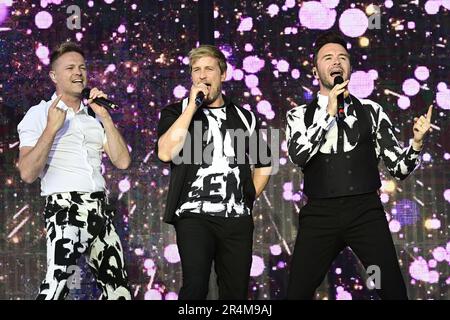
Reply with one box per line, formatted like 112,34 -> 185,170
287,192 -> 408,300
174,213 -> 254,300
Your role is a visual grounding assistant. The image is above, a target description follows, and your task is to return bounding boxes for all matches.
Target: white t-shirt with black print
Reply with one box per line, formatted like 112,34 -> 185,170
175,106 -> 250,218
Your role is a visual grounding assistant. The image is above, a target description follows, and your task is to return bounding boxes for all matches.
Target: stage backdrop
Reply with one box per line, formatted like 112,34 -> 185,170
0,0 -> 448,300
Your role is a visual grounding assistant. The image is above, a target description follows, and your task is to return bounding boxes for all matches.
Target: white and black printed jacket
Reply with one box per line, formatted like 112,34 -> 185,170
286,93 -> 421,180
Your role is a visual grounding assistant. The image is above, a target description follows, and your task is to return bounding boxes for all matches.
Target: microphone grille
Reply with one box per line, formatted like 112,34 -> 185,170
81,87 -> 91,99
333,76 -> 344,85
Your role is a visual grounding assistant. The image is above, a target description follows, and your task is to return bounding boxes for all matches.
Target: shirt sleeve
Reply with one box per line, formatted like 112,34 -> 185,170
375,103 -> 421,180
155,105 -> 181,162
17,107 -> 44,148
286,105 -> 336,169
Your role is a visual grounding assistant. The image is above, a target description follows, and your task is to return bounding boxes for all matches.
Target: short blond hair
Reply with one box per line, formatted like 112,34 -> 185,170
188,45 -> 227,74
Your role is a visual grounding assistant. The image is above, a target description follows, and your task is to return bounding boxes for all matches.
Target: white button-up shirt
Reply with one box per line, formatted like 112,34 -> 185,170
17,93 -> 107,196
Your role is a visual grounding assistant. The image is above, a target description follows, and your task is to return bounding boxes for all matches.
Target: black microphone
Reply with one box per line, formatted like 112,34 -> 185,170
81,87 -> 118,110
195,91 -> 205,107
333,76 -> 345,120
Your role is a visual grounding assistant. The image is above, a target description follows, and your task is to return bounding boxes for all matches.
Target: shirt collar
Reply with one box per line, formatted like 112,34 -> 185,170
317,92 -> 329,109
50,92 -> 89,115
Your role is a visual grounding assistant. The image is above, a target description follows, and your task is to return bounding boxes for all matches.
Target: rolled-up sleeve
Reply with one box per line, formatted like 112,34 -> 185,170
155,105 -> 181,162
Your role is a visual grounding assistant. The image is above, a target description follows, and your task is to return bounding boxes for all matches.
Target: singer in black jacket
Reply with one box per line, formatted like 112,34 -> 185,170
286,32 -> 433,299
156,45 -> 272,299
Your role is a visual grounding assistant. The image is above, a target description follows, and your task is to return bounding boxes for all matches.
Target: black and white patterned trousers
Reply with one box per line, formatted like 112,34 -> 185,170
37,191 -> 131,300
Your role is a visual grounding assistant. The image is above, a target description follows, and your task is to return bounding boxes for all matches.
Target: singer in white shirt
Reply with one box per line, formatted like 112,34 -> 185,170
17,42 -> 131,300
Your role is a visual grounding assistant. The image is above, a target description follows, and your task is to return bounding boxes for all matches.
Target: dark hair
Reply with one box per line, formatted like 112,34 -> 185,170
313,32 -> 348,66
50,42 -> 85,68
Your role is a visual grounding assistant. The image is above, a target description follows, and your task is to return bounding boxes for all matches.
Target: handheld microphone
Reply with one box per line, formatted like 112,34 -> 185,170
81,88 -> 118,110
333,76 -> 345,120
195,91 -> 205,107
